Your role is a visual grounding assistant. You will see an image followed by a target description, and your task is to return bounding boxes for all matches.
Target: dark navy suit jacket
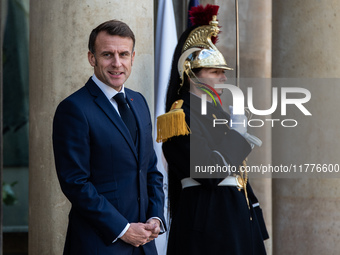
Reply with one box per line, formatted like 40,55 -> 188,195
53,78 -> 165,255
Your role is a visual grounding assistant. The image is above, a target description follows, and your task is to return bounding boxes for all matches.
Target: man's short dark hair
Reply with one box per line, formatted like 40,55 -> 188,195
88,20 -> 135,54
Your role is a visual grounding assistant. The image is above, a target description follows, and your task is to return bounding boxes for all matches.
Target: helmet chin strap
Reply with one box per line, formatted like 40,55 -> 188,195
186,67 -> 223,106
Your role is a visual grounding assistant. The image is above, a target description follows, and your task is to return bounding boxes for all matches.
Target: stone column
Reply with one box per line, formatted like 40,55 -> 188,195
272,1 -> 340,254
28,1 -> 154,254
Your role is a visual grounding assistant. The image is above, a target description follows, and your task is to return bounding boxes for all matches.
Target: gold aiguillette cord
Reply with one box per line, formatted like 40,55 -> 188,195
241,159 -> 250,210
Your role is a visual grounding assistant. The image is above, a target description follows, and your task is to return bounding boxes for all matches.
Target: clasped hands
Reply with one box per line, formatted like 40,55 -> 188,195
121,218 -> 161,247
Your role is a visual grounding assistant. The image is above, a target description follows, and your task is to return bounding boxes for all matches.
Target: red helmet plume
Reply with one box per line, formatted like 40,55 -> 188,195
189,4 -> 220,44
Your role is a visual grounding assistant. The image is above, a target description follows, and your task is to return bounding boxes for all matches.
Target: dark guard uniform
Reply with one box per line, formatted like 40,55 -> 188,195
162,92 -> 268,255
156,4 -> 268,254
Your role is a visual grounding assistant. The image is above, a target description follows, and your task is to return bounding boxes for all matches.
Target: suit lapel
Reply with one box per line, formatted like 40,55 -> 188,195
86,79 -> 138,161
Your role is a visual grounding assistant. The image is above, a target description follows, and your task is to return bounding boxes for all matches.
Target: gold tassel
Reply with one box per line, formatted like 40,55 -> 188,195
156,100 -> 191,143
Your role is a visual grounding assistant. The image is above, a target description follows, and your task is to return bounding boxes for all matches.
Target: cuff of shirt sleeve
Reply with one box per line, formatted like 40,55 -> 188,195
112,223 -> 130,243
149,217 -> 165,234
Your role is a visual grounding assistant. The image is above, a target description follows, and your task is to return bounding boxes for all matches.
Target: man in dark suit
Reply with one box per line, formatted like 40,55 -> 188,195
52,20 -> 165,255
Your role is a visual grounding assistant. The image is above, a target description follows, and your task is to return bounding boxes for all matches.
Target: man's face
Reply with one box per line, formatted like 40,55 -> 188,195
88,32 -> 135,92
196,68 -> 227,95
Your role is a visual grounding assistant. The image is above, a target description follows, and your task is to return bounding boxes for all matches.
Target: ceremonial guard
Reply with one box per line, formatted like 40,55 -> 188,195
157,5 -> 269,255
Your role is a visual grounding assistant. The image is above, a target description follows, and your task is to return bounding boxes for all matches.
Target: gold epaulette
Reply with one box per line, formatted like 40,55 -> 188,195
156,100 -> 191,143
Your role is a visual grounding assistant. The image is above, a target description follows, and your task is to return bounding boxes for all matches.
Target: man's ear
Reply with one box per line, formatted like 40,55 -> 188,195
131,51 -> 135,66
88,51 -> 96,67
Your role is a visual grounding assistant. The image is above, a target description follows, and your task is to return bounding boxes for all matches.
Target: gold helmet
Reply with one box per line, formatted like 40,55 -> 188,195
178,15 -> 233,87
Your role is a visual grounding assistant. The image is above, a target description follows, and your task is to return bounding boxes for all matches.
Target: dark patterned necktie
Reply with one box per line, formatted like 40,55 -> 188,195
114,93 -> 137,143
